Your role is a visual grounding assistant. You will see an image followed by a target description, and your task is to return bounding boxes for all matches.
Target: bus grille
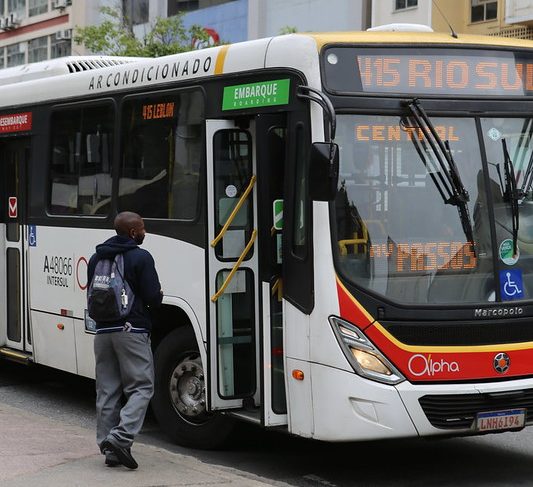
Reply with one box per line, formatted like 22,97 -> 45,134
419,390 -> 533,429
382,319 -> 533,346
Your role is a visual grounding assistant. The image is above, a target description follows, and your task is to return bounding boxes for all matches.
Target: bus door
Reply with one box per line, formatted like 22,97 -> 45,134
0,137 -> 31,354
206,116 -> 288,426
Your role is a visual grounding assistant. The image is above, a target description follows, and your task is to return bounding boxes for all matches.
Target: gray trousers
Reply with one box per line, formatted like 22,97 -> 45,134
94,332 -> 154,450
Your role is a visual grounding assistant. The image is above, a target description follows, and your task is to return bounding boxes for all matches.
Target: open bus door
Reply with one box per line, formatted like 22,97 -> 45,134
206,115 -> 288,426
0,137 -> 32,359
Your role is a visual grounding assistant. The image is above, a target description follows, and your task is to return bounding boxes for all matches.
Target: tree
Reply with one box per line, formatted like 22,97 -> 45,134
279,26 -> 298,35
74,6 -> 212,57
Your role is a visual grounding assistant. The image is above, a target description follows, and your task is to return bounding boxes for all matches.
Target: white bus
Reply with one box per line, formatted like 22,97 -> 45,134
2,28 -> 533,448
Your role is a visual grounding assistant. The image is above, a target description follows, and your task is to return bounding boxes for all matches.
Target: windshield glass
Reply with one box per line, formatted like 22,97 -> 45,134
333,114 -> 533,305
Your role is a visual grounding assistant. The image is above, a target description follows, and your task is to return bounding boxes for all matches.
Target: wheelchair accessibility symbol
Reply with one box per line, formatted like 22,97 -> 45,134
500,269 -> 524,301
28,225 -> 37,247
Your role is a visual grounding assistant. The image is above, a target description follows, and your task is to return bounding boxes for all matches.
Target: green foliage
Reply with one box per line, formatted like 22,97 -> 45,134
74,6 -> 212,57
279,26 -> 298,35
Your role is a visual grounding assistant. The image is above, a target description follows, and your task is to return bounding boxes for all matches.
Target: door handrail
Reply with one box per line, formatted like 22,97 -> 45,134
211,175 -> 256,248
211,229 -> 257,302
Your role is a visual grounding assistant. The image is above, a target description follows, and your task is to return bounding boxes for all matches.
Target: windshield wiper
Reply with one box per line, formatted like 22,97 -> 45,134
405,99 -> 475,248
502,138 -> 520,256
516,120 -> 533,198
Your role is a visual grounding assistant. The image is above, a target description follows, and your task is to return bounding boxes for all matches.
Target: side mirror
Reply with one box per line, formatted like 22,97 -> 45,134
309,142 -> 339,201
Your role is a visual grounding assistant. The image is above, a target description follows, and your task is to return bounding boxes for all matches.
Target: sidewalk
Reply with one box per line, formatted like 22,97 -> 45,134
0,402 -> 283,487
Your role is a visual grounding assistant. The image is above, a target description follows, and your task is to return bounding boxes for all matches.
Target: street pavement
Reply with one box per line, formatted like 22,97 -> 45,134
0,401 -> 285,487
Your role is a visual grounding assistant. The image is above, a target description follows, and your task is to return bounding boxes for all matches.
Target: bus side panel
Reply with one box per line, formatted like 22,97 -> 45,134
28,226 -> 207,375
32,310 -> 77,374
143,234 -> 207,343
285,357 -> 314,438
310,363 -> 418,441
75,318 -> 95,379
29,226 -> 112,319
28,226 -> 111,375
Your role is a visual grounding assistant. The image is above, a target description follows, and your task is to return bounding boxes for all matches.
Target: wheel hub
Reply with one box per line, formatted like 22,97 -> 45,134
169,355 -> 206,418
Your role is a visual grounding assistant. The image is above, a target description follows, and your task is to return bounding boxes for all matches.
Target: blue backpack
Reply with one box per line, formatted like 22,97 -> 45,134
87,254 -> 135,322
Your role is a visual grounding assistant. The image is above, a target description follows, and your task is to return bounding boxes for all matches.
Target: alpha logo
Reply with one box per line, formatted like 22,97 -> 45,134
493,352 -> 511,374
407,354 -> 460,377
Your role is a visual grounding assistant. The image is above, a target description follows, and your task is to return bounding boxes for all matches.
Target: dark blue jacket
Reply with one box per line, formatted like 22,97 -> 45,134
87,235 -> 162,332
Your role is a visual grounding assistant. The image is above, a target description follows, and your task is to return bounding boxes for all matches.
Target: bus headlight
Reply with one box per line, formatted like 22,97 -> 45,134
329,316 -> 405,385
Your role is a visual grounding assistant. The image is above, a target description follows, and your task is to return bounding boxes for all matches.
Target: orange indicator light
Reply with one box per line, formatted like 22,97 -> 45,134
292,370 -> 305,381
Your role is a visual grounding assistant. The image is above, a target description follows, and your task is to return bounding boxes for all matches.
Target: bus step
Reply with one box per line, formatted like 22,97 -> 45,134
227,409 -> 262,425
0,347 -> 33,365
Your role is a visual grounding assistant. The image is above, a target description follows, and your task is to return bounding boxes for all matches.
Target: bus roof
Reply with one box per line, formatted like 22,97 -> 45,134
0,55 -> 144,87
306,31 -> 533,50
1,31 -> 533,108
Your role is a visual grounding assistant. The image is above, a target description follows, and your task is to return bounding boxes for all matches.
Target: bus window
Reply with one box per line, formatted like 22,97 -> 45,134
119,90 -> 204,220
333,114 -> 486,304
48,104 -> 114,215
212,129 -> 253,260
292,123 -> 309,259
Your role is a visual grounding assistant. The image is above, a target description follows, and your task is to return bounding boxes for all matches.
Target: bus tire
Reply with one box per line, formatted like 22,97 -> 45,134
151,326 -> 235,449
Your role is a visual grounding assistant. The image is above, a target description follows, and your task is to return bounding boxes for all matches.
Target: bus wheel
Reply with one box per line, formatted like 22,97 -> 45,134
152,326 -> 235,449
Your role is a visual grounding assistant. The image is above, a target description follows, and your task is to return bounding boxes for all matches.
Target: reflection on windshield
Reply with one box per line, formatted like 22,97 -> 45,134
333,115 -> 533,305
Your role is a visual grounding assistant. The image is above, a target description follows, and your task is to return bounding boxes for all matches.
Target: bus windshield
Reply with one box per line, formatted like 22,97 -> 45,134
333,114 -> 533,305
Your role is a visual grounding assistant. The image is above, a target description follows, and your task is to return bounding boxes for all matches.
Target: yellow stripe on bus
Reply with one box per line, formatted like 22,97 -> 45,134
307,32 -> 533,50
335,275 -> 374,324
215,45 -> 229,75
336,274 -> 533,354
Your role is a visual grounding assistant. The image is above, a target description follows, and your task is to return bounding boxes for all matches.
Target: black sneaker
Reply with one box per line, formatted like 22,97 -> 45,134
101,439 -> 138,470
104,449 -> 120,467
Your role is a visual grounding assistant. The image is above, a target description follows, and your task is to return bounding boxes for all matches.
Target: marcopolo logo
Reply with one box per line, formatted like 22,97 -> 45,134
474,306 -> 523,318
408,354 -> 460,377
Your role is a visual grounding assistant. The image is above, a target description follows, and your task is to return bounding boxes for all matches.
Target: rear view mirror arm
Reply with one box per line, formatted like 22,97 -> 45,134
297,85 -> 336,142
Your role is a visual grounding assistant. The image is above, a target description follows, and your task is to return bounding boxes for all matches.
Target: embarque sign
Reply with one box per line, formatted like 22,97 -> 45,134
0,112 -> 32,133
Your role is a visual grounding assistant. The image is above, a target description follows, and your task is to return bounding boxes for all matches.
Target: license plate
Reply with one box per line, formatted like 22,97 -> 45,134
476,409 -> 526,432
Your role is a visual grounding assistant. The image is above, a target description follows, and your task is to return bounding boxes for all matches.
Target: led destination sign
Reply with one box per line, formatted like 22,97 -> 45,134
142,102 -> 175,120
355,124 -> 459,142
370,241 -> 477,273
324,47 -> 533,96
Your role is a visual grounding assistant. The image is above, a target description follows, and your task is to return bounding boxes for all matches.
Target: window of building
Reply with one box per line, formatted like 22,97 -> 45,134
168,0 -> 199,14
51,35 -> 71,58
0,0 -> 4,17
8,0 -> 25,17
28,0 -> 47,16
0,48 -> 4,69
28,36 -> 47,63
49,104 -> 114,215
395,0 -> 418,10
7,43 -> 25,67
168,0 -> 232,16
119,90 -> 204,220
471,0 -> 497,22
122,0 -> 148,25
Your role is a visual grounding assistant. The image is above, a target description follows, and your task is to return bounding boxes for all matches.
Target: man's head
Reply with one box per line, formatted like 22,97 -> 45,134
114,211 -> 146,245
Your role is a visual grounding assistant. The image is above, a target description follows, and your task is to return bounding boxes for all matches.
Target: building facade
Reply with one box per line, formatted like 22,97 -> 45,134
0,0 -> 370,69
0,0 -> 75,69
371,0 -> 533,39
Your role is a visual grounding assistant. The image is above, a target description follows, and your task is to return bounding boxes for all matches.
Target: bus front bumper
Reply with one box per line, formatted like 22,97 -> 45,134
308,364 -> 533,441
